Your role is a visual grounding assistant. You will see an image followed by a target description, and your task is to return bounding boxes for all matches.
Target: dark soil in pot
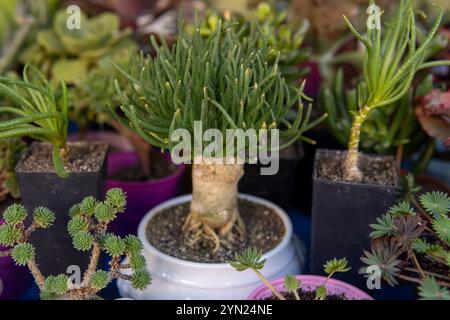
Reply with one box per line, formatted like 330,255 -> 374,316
15,141 -> 108,276
315,151 -> 397,186
263,289 -> 347,301
109,150 -> 177,182
146,199 -> 285,263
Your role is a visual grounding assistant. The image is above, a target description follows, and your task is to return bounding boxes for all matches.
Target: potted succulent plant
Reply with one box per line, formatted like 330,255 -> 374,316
114,16 -> 325,299
361,177 -> 449,300
0,188 -> 151,300
231,248 -> 372,300
0,66 -> 108,276
311,0 -> 450,288
21,8 -> 186,237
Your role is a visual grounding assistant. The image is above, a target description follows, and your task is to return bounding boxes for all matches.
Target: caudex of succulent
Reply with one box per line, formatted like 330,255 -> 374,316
230,248 -> 350,300
0,65 -> 69,178
341,0 -> 450,182
114,16 -> 326,252
361,174 -> 450,300
0,188 -> 151,300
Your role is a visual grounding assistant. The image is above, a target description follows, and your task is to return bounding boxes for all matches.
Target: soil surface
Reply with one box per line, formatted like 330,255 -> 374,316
146,199 -> 285,263
315,149 -> 397,186
109,150 -> 177,182
264,288 -> 347,300
16,142 -> 107,173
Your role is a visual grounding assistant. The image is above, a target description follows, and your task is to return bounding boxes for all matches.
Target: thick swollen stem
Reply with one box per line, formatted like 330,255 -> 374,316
82,242 -> 101,287
343,106 -> 371,182
183,159 -> 244,251
190,160 -> 243,230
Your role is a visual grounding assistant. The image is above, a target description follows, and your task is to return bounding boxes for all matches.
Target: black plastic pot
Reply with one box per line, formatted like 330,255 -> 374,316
15,142 -> 108,277
238,141 -> 304,210
311,149 -> 398,290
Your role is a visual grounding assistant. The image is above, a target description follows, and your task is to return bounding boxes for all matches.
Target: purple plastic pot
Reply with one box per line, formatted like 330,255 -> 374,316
247,275 -> 373,300
0,220 -> 32,300
107,151 -> 185,236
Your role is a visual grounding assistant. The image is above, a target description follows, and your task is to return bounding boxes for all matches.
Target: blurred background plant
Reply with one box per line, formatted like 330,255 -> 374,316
0,138 -> 26,201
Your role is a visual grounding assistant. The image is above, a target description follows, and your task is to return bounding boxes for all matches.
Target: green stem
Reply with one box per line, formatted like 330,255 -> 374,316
343,105 -> 371,182
253,269 -> 286,300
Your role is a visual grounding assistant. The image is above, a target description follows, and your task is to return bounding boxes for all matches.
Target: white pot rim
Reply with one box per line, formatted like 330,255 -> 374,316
137,194 -> 293,269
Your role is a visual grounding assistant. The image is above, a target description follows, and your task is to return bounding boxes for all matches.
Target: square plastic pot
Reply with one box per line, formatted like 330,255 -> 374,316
311,149 -> 398,290
15,142 -> 107,277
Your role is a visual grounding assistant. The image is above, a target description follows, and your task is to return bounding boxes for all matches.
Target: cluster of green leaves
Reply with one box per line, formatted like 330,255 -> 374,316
0,65 -> 69,178
343,0 -> 447,113
20,10 -> 134,85
230,248 -> 350,300
0,189 -> 151,300
67,188 -> 151,294
115,16 -> 325,156
0,204 -> 55,264
322,69 -> 430,156
0,138 -> 26,199
361,184 -> 450,299
192,2 -> 311,83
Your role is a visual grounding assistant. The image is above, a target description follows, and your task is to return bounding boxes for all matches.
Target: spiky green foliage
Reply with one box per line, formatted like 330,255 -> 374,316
67,216 -> 89,237
11,243 -> 35,266
1,189 -> 151,299
0,223 -> 21,245
284,275 -> 300,293
94,202 -> 115,223
230,248 -> 266,271
90,270 -> 109,290
340,0 -> 450,180
41,274 -> 69,298
114,17 -> 325,155
72,231 -> 94,252
131,269 -> 152,290
105,188 -> 127,212
418,277 -> 450,300
3,204 -> 27,225
362,186 -> 450,295
322,68 -> 428,156
315,286 -> 327,301
323,258 -> 351,275
33,207 -> 55,228
102,234 -> 126,257
79,196 -> 98,217
124,235 -> 143,255
420,192 -> 450,219
0,65 -> 69,178
130,254 -> 147,271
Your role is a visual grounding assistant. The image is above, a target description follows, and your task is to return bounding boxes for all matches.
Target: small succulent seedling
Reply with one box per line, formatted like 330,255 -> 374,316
341,0 -> 450,181
230,248 -> 350,300
0,188 -> 151,300
361,177 -> 450,300
0,65 -> 69,178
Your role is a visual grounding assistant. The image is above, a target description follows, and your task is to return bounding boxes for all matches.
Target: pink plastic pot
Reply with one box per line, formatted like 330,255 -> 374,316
107,151 -> 185,236
247,275 -> 373,300
0,220 -> 32,300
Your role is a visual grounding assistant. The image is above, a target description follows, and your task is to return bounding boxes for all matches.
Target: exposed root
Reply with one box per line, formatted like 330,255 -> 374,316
182,211 -> 246,253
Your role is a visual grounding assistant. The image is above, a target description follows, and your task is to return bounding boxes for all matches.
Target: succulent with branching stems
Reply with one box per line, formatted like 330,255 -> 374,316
341,0 -> 450,182
114,16 -> 326,252
230,248 -> 350,300
0,188 -> 151,300
361,174 -> 450,300
0,65 -> 69,178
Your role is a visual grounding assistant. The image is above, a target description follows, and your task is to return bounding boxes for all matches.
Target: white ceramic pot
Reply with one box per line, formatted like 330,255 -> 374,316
117,194 -> 304,300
